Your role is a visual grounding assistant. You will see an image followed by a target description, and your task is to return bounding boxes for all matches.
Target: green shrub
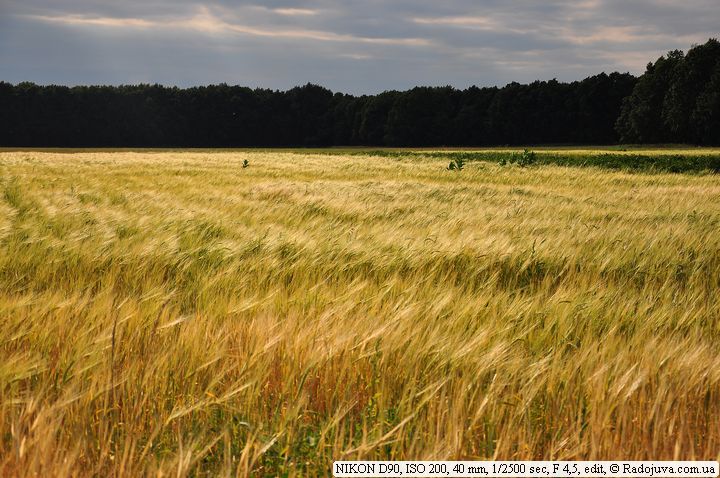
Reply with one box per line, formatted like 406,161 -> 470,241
447,158 -> 465,171
509,149 -> 537,167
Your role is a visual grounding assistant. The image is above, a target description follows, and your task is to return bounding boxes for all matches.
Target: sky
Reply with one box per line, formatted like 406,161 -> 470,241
0,0 -> 718,94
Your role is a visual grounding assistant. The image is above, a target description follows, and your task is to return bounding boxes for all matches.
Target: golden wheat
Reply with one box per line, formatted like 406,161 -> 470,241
0,151 -> 719,476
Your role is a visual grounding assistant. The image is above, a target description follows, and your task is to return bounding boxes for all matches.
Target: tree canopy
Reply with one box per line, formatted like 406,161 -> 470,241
616,39 -> 720,145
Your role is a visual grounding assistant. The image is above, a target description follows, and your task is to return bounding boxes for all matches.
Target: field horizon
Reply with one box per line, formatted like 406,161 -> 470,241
1,150 -> 719,476
2,145 -> 720,153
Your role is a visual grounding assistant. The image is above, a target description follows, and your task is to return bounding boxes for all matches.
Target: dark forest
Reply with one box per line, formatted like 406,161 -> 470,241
1,39 -> 718,147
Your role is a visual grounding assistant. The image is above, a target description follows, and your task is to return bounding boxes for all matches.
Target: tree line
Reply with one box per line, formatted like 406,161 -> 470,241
0,39 -> 717,147
616,39 -> 720,145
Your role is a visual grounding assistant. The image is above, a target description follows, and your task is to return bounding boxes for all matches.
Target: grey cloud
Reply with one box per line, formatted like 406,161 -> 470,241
1,0 -> 718,93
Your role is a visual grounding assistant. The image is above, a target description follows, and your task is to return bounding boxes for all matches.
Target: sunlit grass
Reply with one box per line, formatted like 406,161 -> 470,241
1,151 -> 719,476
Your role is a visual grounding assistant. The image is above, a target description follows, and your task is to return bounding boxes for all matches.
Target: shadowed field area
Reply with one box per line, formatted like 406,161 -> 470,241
1,151 -> 719,476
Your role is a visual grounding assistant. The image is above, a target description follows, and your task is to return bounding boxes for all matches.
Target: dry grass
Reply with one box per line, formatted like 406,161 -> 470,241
0,151 -> 719,476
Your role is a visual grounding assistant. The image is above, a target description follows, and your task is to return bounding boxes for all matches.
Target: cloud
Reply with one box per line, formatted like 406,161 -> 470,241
1,0 -> 718,93
23,14 -> 155,29
272,8 -> 318,16
412,16 -> 503,30
22,6 -> 432,46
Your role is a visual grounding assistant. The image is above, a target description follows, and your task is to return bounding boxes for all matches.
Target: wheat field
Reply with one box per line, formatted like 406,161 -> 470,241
1,151 -> 719,476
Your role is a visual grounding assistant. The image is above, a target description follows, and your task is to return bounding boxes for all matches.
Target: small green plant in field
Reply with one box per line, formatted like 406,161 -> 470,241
242,159 -> 249,169
509,149 -> 537,167
447,157 -> 465,171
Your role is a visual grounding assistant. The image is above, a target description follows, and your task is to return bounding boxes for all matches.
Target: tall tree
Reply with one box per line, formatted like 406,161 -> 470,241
616,50 -> 684,143
617,38 -> 720,145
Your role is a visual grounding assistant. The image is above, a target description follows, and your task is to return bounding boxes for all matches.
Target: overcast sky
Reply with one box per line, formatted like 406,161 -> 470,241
0,0 -> 717,94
